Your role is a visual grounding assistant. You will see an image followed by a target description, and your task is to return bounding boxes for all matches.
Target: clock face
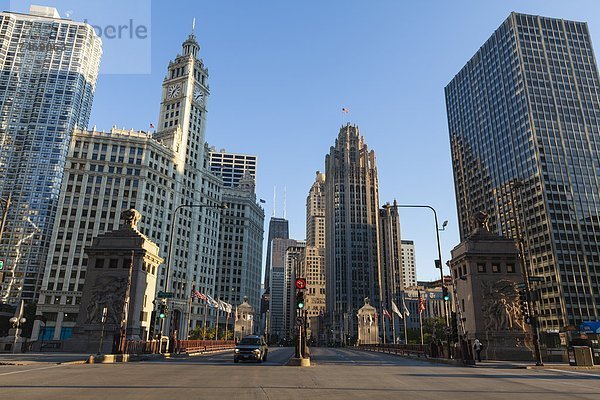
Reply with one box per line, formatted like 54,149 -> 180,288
193,86 -> 205,105
167,83 -> 181,100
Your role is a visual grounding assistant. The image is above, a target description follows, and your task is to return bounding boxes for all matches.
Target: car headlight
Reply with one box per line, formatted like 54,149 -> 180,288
234,349 -> 240,353
253,349 -> 261,353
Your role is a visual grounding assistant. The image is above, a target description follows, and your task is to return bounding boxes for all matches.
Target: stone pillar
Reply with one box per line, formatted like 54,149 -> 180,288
449,212 -> 533,361
234,296 -> 255,340
357,298 -> 379,345
64,209 -> 162,353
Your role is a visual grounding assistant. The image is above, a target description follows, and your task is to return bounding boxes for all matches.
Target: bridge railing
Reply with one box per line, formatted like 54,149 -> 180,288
125,340 -> 161,354
174,340 -> 235,354
356,343 -> 430,358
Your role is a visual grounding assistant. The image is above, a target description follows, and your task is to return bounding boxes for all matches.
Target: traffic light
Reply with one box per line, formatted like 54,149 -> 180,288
442,286 -> 449,301
518,289 -> 530,321
158,303 -> 169,319
450,312 -> 458,342
296,291 -> 305,309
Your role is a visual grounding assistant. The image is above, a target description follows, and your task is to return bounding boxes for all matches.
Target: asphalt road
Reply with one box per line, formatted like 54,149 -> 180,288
1,347 -> 599,399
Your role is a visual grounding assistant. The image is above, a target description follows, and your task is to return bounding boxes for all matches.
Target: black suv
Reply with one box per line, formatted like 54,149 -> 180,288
234,335 -> 268,363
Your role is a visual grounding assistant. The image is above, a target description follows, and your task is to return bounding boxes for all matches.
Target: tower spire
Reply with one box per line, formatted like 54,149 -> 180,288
283,186 -> 287,219
273,186 -> 276,217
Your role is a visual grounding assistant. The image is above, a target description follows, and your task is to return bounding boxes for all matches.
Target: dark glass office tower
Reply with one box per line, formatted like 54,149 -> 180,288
263,217 -> 289,291
446,12 -> 600,330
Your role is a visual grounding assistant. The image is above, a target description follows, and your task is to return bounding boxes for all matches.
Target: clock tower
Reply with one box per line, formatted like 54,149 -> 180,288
154,29 -> 223,339
156,30 -> 209,164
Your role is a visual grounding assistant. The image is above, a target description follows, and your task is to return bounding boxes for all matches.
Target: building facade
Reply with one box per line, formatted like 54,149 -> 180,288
209,149 -> 257,188
446,13 -> 600,330
268,237 -> 298,342
32,32 -> 223,340
401,240 -> 417,289
263,217 -> 289,291
304,172 -> 326,338
379,201 -> 404,336
324,124 -> 382,343
0,6 -> 102,305
214,173 -> 264,316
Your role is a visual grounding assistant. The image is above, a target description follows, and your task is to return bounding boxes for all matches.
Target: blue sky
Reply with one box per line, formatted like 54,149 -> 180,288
7,0 -> 600,281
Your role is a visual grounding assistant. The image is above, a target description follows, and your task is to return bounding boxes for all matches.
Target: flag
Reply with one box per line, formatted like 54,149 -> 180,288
259,199 -> 266,204
206,294 -> 218,308
403,300 -> 410,317
391,301 -> 403,319
418,291 -> 426,314
192,289 -> 207,301
149,123 -> 155,129
342,107 -> 349,113
383,309 -> 392,319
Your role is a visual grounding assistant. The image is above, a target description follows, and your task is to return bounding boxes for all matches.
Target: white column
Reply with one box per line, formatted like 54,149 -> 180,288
53,312 -> 64,340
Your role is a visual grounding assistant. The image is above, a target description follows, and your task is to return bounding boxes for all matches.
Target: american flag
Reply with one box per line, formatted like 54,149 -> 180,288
192,289 -> 207,301
342,107 -> 349,113
418,291 -> 426,314
383,308 -> 392,319
149,123 -> 155,129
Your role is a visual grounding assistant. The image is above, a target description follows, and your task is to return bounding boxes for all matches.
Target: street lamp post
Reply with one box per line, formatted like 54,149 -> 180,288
160,202 -> 227,347
9,300 -> 26,354
395,204 -> 450,327
0,194 -> 11,245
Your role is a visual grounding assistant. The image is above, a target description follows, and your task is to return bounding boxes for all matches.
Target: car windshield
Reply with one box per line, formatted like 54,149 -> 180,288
239,338 -> 261,345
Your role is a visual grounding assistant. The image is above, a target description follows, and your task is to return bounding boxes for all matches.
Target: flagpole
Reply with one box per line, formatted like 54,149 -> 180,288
225,312 -> 230,340
186,286 -> 194,340
202,303 -> 208,340
402,295 -> 408,344
215,303 -> 220,340
419,311 -> 424,345
381,306 -> 386,344
419,292 -> 424,345
392,307 -> 397,344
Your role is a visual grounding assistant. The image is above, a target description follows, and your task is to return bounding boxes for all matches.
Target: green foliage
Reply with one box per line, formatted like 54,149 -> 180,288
188,325 -> 232,340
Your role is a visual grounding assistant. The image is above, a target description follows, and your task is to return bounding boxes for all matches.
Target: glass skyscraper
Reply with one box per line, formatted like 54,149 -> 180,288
0,7 -> 102,304
446,12 -> 600,330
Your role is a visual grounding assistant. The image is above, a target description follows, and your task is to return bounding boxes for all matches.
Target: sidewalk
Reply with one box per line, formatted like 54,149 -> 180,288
0,353 -> 89,365
473,359 -> 600,370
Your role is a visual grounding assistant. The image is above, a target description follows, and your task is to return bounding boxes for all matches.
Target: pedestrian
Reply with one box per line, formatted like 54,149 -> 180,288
473,339 -> 482,362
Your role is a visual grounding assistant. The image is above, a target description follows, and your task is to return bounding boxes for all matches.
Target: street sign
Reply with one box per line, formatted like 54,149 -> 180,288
0,260 -> 3,270
528,276 -> 544,282
157,291 -> 174,299
515,282 -> 526,289
295,316 -> 305,327
295,278 -> 307,290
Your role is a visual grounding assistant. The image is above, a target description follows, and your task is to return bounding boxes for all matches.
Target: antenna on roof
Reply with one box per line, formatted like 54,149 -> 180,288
192,17 -> 196,33
273,186 -> 276,217
283,186 -> 287,219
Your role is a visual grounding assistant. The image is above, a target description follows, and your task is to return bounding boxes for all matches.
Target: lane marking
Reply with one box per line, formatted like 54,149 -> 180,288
546,369 -> 600,378
0,364 -> 65,376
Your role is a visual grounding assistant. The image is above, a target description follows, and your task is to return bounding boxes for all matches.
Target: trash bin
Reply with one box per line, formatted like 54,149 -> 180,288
569,346 -> 594,366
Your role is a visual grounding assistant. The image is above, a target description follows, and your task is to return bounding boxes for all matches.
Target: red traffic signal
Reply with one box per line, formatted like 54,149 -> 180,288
295,278 -> 307,290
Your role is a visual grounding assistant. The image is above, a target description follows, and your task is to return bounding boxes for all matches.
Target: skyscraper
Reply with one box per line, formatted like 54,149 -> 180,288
446,12 -> 600,329
378,200 -> 403,341
209,149 -> 257,188
325,124 -> 382,342
304,172 -> 326,337
268,237 -> 299,341
214,173 -> 264,314
400,240 -> 417,289
262,217 -> 289,294
32,31 -> 222,340
0,6 -> 102,305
